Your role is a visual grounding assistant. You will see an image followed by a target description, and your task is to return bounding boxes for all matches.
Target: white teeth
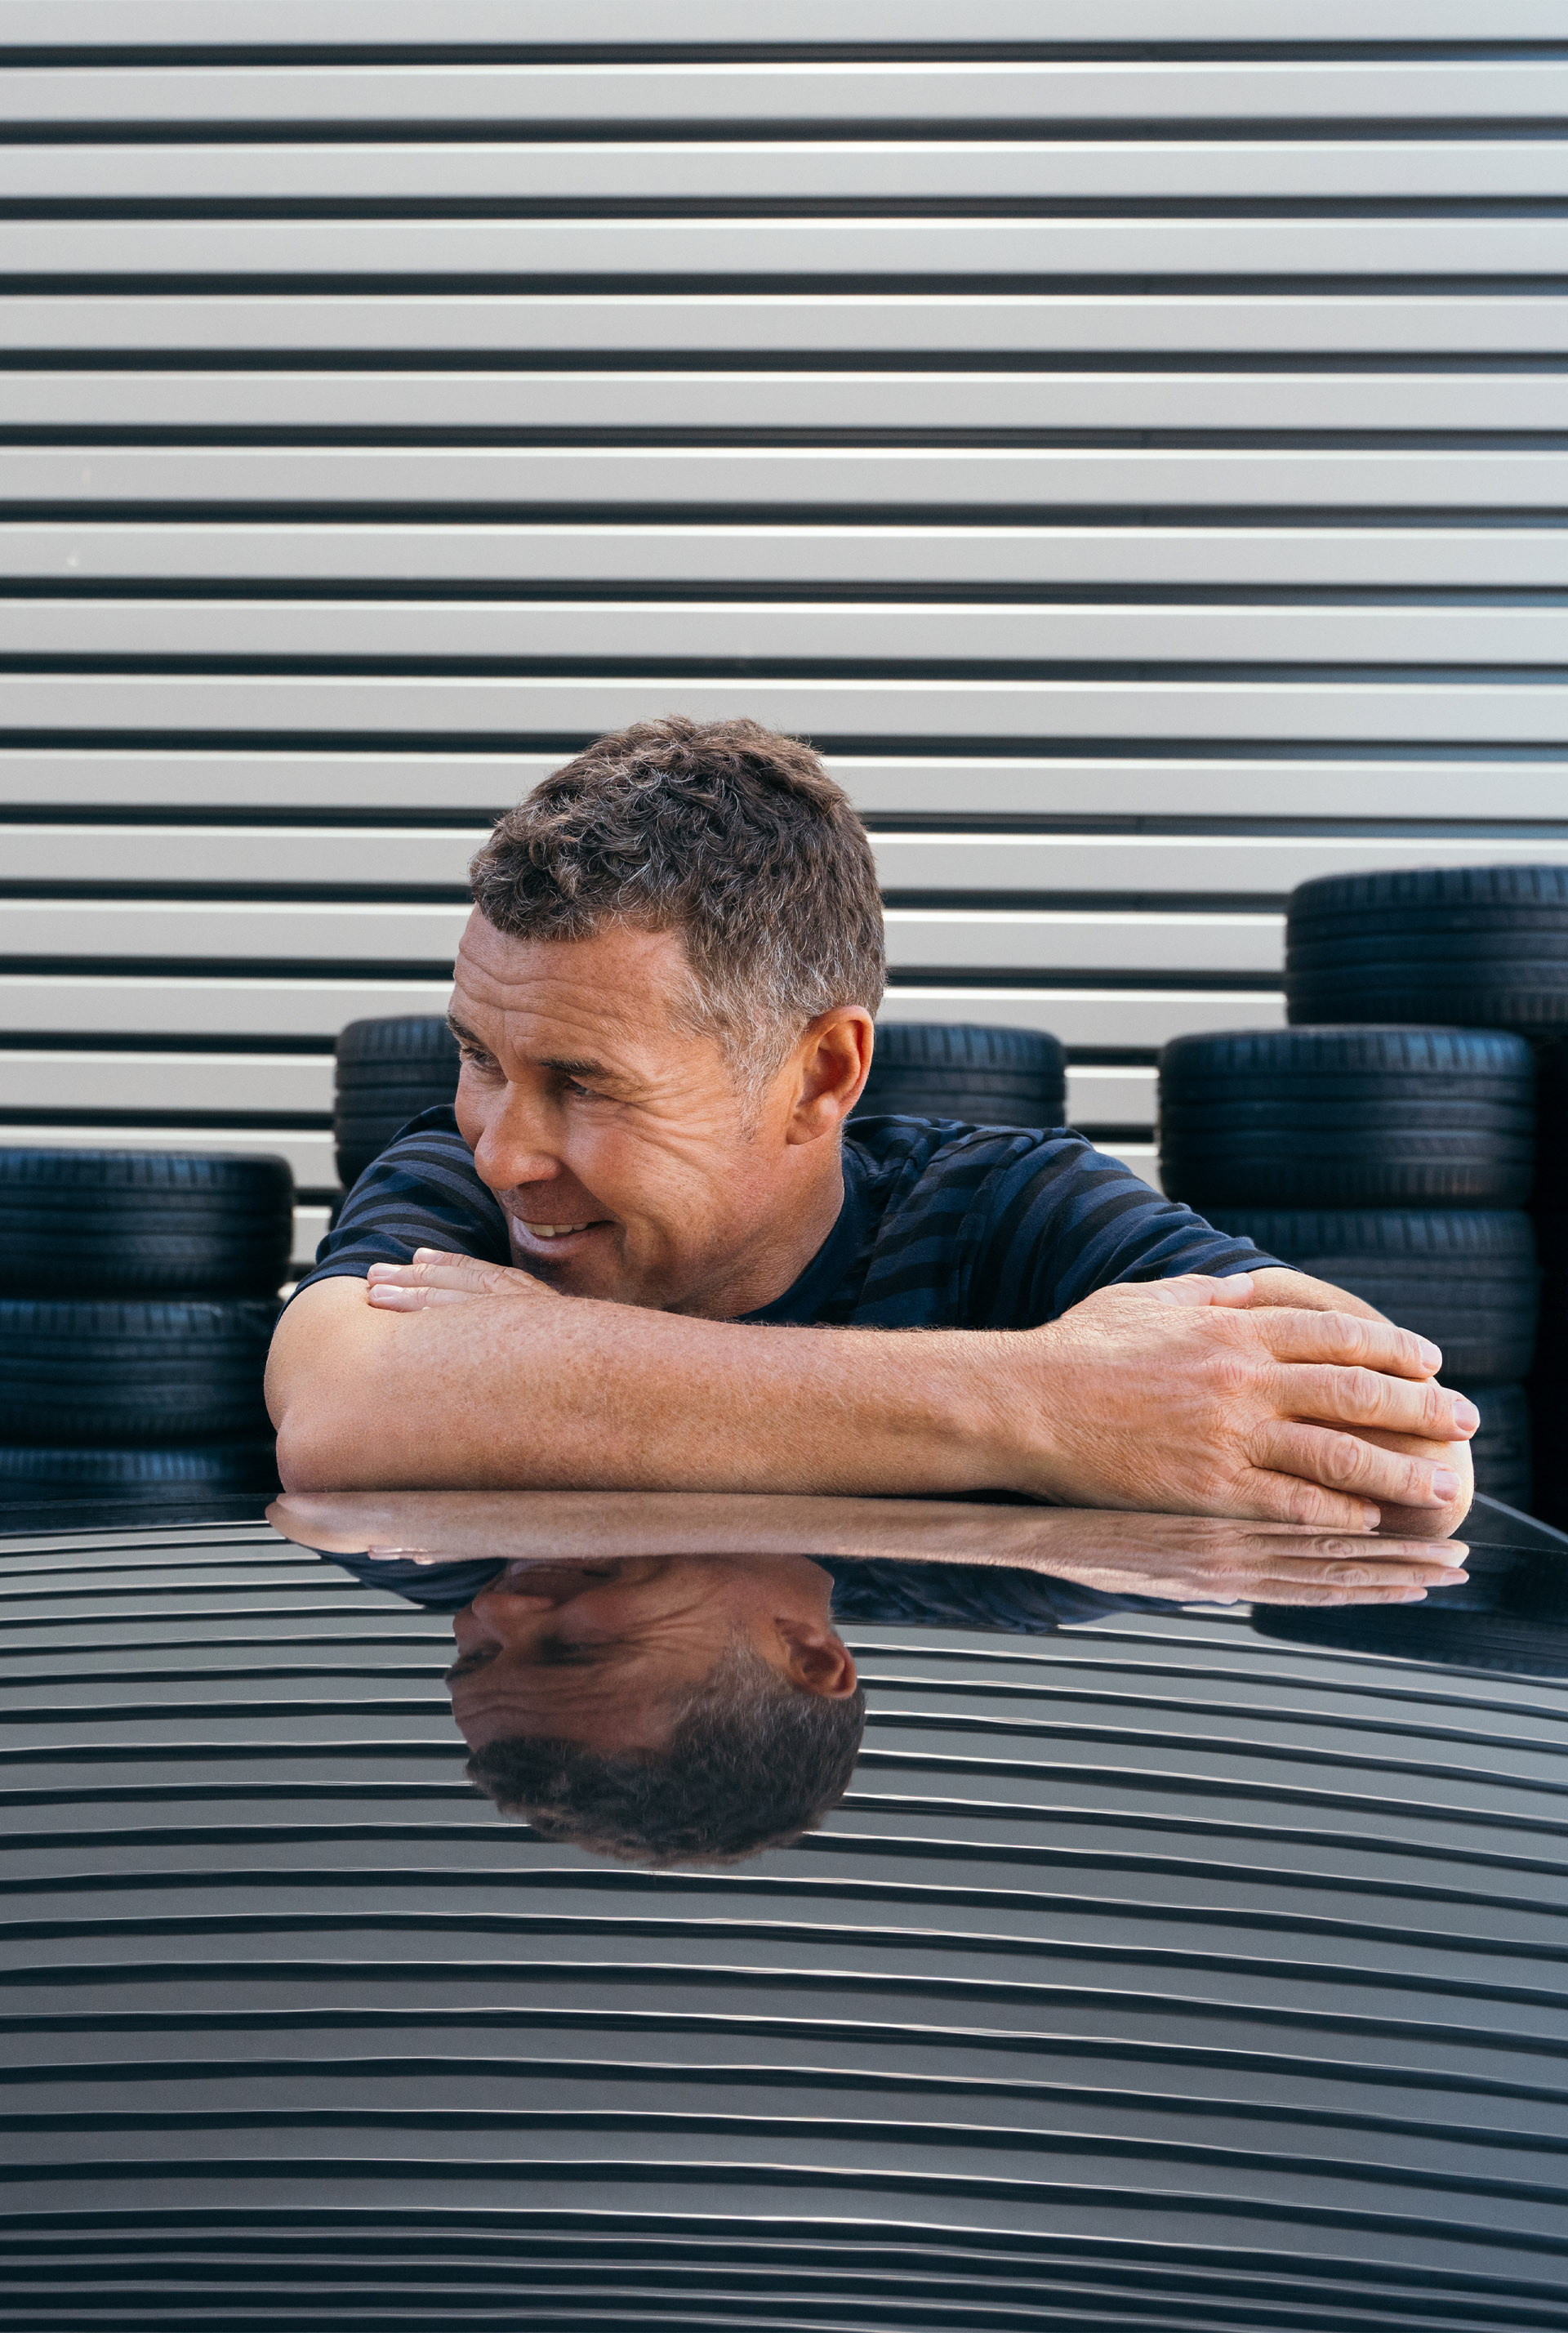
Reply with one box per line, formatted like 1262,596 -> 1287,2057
524,1222 -> 590,1239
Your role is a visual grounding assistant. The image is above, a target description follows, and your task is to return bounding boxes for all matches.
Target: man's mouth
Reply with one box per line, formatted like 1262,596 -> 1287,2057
508,1211 -> 611,1256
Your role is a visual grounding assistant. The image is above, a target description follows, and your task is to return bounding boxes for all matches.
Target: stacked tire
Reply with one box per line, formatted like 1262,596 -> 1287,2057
335,1016 -> 460,1190
853,1023 -> 1067,1131
1285,865 -> 1568,1523
1159,1026 -> 1538,1511
0,1149 -> 293,1510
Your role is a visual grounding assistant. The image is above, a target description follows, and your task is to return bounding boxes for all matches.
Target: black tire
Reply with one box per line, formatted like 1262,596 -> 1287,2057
1459,1381 -> 1534,1514
1285,865 -> 1568,1030
0,1439 -> 278,1502
0,1148 -> 293,1299
0,1298 -> 278,1443
1159,1027 -> 1535,1208
853,1023 -> 1067,1130
335,1016 -> 460,1188
1200,1207 -> 1539,1382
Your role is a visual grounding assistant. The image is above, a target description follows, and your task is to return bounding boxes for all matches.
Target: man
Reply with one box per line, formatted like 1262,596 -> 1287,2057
267,715 -> 1475,1534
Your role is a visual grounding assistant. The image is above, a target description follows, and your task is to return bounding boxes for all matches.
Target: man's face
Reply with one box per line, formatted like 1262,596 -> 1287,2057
448,912 -> 860,1318
445,1552 -> 858,1759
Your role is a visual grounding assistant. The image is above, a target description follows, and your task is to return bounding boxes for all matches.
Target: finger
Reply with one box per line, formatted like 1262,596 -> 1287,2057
1247,1306 -> 1441,1381
1266,1554 -> 1468,1588
1254,1420 -> 1463,1510
366,1282 -> 479,1310
1250,1581 -> 1446,1607
367,1251 -> 492,1288
1271,1363 -> 1477,1442
1151,1271 -> 1255,1309
1217,1467 -> 1383,1532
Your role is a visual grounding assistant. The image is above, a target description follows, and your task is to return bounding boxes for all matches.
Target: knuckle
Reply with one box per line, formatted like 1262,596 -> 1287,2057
1327,1309 -> 1371,1359
1320,1432 -> 1365,1487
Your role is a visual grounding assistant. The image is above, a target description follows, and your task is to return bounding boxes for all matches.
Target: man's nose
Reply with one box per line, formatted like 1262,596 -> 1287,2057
468,1083 -> 564,1191
467,1581 -> 561,1637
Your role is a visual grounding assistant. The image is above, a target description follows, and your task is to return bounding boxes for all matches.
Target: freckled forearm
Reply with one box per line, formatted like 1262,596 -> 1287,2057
270,1281 -> 1016,1496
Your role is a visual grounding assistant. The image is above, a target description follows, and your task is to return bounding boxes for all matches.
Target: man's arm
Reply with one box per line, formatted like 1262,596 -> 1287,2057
267,1256 -> 1476,1532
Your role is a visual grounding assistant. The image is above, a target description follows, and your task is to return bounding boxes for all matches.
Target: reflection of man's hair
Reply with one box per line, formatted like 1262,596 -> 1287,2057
465,1636 -> 867,1865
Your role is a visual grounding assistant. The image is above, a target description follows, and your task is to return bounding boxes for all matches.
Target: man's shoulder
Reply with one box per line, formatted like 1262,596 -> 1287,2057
294,1105 -> 509,1295
846,1113 -> 1094,1204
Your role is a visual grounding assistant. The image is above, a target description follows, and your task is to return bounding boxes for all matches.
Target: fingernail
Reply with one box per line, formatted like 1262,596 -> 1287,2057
1452,1398 -> 1480,1434
1399,1589 -> 1428,1601
1417,1338 -> 1441,1370
1432,1468 -> 1462,1498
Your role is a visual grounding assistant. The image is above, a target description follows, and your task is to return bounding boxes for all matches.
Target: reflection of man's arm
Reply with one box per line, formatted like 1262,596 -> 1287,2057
268,1260 -> 1474,1534
268,1488 -> 1468,1611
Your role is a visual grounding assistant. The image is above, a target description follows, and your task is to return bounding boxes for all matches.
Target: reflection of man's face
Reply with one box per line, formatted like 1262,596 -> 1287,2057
445,1552 -> 858,1758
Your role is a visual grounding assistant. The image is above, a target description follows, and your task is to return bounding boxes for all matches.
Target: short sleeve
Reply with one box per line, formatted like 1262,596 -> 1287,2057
292,1105 -> 510,1300
964,1133 -> 1283,1327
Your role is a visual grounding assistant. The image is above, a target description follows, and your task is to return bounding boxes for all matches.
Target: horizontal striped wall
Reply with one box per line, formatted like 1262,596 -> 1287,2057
1,3 -> 1566,1269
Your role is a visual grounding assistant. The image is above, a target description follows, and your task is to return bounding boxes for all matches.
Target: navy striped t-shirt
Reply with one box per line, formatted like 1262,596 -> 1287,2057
299,1104 -> 1280,1327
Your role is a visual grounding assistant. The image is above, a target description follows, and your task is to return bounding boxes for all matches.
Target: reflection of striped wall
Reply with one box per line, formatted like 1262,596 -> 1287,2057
3,3 -> 1567,1269
8,1514 -> 1568,2310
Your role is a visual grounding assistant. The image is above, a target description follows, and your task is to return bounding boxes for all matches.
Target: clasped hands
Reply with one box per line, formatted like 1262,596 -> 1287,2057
363,1249 -> 1475,1539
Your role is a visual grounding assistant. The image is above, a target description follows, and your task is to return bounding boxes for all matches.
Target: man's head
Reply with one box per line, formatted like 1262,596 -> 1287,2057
452,716 -> 886,1317
448,1551 -> 866,1864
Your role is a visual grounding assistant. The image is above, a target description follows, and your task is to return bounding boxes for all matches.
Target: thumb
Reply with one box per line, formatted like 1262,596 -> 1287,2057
1150,1271 -> 1255,1309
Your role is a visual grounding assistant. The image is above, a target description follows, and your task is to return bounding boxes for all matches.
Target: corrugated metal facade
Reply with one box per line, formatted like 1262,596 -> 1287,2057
2,2 -> 1566,1266
7,1515 -> 1568,2324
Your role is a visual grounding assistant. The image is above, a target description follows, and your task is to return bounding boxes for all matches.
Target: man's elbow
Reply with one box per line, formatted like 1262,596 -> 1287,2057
273,1403 -> 352,1493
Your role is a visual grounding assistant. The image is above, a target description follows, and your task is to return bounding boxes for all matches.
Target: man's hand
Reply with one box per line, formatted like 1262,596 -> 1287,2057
1009,1272 -> 1475,1536
993,1508 -> 1469,1605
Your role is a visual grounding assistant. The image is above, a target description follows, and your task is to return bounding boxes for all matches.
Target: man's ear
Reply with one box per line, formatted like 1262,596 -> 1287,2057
773,1618 -> 859,1698
784,1009 -> 874,1144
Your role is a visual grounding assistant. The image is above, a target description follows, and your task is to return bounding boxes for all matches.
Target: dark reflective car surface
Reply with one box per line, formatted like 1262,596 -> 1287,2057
4,1492 -> 1568,2330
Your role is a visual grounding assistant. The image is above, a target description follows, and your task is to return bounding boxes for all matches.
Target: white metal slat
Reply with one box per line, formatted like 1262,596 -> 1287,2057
15,447 -> 1567,506
7,140 -> 1566,203
11,218 -> 1568,273
0,898 -> 1286,975
9,294 -> 1567,354
5,2 -> 1563,41
0,972 -> 1283,1050
4,674 -> 1563,741
6,61 -> 1566,126
7,598 -> 1565,662
9,371 -> 1566,430
2,751 -> 1565,817
14,824 -> 1568,897
9,524 -> 1568,589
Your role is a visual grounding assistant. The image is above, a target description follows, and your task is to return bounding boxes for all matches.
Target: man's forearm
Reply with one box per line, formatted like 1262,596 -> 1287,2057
270,1278 -> 1010,1495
